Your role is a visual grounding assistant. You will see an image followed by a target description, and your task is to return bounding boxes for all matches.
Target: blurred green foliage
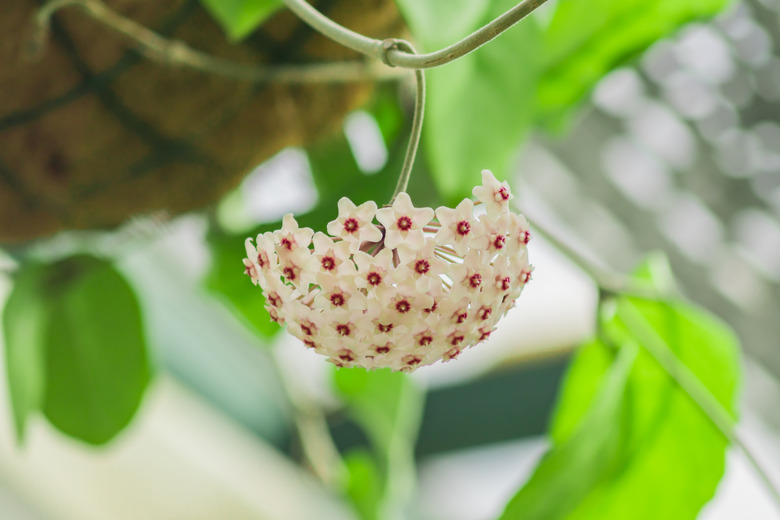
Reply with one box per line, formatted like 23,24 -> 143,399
200,0 -> 283,40
537,0 -> 734,128
500,258 -> 740,520
334,367 -> 424,520
3,255 -> 152,445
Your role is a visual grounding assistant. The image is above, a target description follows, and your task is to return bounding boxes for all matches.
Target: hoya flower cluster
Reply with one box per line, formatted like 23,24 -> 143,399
243,170 -> 532,372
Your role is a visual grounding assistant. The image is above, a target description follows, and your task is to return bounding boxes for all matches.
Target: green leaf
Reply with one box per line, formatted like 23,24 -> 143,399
199,0 -> 283,41
3,264 -> 49,442
333,367 -> 424,519
537,0 -> 734,127
41,256 -> 153,445
500,259 -> 741,519
499,342 -> 638,520
395,0 -> 543,203
343,449 -> 384,520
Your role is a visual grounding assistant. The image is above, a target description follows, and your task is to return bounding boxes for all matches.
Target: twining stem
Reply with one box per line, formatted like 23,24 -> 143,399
617,303 -> 780,512
269,349 -> 346,487
527,215 -> 669,300
389,41 -> 425,204
281,0 -> 550,69
31,0 -> 406,84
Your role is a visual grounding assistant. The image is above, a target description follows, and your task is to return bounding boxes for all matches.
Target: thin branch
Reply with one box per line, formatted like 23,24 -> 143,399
282,0 -> 551,69
528,216 -> 670,300
269,349 -> 346,487
30,0 -> 406,84
389,41 -> 425,204
617,303 -> 780,513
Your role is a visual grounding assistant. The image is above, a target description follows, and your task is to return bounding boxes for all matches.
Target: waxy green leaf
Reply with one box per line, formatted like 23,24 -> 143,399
3,256 -> 152,445
500,258 -> 740,519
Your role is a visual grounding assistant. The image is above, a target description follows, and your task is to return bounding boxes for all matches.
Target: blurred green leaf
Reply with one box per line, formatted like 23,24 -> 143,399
499,343 -> 638,520
537,0 -> 734,127
500,258 -> 740,519
395,0 -> 543,203
334,367 -> 424,520
367,86 -> 405,146
41,256 -> 153,445
308,132 -> 394,209
3,264 -> 49,442
200,0 -> 282,40
344,449 -> 384,520
4,256 -> 152,445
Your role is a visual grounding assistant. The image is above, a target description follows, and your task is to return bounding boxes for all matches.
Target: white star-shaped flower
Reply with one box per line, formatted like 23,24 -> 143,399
375,192 -> 434,249
274,214 -> 314,259
435,198 -> 482,256
304,232 -> 354,286
394,239 -> 447,292
353,248 -> 395,296
472,170 -> 513,219
326,198 -> 383,251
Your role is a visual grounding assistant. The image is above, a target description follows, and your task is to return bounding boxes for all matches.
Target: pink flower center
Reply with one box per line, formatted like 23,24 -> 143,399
493,235 -> 506,249
303,339 -> 317,349
330,293 -> 345,307
257,253 -> 268,268
424,301 -> 438,314
479,306 -> 492,320
301,324 -> 313,336
469,273 -> 482,288
336,324 -> 352,336
414,259 -> 430,274
344,218 -> 359,233
497,187 -> 510,201
418,335 -> 433,346
479,329 -> 492,341
375,344 -> 391,354
522,230 -> 531,244
456,312 -> 468,324
282,267 -> 296,280
397,216 -> 412,231
267,293 -> 281,307
378,323 -> 393,333
520,270 -> 532,284
444,347 -> 461,361
321,256 -> 335,270
449,333 -> 465,346
367,272 -> 382,286
280,238 -> 293,250
395,299 -> 411,313
456,220 -> 471,236
500,277 -> 511,291
339,349 -> 355,361
404,355 -> 422,366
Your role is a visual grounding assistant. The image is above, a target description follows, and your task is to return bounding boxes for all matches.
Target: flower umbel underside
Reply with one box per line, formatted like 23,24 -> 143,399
243,170 -> 532,371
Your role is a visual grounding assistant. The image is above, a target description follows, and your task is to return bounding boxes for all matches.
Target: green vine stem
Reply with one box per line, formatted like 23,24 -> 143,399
388,40 -> 425,204
527,215 -> 670,300
281,0 -> 551,69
